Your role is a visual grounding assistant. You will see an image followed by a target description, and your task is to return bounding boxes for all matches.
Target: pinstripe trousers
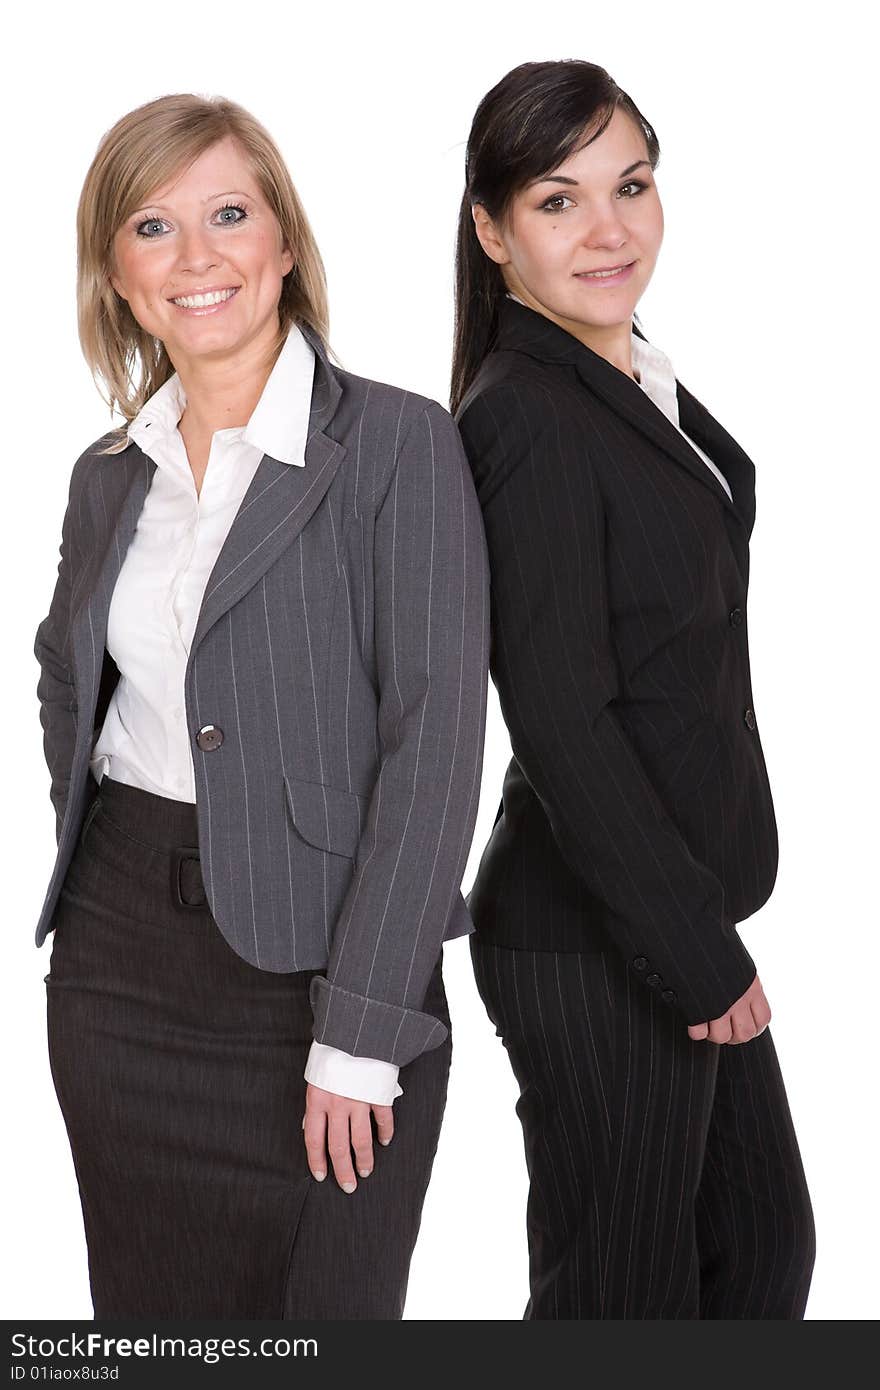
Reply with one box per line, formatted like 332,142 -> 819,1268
470,936 -> 816,1319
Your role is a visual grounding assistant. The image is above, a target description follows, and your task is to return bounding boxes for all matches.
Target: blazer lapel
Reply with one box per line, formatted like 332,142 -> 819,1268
495,299 -> 752,529
71,321 -> 347,710
675,378 -> 756,536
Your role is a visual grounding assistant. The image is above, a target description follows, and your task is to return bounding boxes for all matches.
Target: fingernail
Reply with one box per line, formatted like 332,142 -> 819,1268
342,1181 -> 356,1194
313,1170 -> 326,1182
358,1167 -> 372,1178
379,1138 -> 391,1146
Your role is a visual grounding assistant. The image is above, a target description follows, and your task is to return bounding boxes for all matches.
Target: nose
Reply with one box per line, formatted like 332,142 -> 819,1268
582,203 -> 629,251
174,224 -> 220,275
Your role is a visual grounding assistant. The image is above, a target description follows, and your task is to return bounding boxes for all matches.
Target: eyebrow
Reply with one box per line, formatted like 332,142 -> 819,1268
528,159 -> 651,189
129,190 -> 253,216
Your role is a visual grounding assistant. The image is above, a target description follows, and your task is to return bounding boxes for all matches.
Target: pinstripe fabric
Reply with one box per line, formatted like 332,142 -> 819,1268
455,298 -> 778,1025
33,322 -> 490,1067
470,938 -> 815,1319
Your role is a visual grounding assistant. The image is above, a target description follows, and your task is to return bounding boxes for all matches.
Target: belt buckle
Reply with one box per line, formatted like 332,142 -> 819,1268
169,845 -> 206,912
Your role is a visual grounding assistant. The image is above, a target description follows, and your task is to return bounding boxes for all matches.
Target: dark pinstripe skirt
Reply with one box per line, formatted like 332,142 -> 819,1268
44,774 -> 451,1319
470,936 -> 815,1319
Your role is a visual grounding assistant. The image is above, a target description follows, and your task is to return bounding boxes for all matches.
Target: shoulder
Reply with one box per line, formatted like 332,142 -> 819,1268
332,365 -> 464,509
333,364 -> 455,450
456,351 -> 587,440
67,427 -> 134,496
454,353 -> 591,496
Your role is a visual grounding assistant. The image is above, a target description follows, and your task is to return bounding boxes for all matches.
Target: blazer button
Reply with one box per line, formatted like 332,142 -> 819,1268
646,973 -> 662,987
196,724 -> 224,751
632,956 -> 649,972
743,708 -> 757,731
661,988 -> 677,1005
728,606 -> 744,627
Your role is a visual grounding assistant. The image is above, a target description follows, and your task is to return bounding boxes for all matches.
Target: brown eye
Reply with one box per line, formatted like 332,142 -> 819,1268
540,194 -> 574,214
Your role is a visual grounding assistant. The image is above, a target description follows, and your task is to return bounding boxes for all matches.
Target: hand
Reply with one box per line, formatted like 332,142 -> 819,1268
687,973 -> 771,1044
302,1082 -> 395,1192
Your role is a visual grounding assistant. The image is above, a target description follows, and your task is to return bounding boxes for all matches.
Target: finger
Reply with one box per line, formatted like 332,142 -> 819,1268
729,1005 -> 757,1045
350,1106 -> 374,1178
707,1015 -> 733,1044
373,1104 -> 395,1146
327,1111 -> 358,1193
688,1022 -> 710,1041
750,999 -> 770,1035
303,1107 -> 328,1182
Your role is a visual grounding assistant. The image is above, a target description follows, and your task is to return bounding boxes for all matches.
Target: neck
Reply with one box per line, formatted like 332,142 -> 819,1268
507,285 -> 635,378
170,318 -> 284,437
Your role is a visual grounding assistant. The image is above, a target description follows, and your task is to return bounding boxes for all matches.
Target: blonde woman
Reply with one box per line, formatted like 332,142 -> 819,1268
34,94 -> 489,1319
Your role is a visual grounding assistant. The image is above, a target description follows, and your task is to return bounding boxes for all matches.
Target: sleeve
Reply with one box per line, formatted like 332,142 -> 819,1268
308,401 -> 491,1065
34,454 -> 88,846
304,1041 -> 403,1105
456,380 -> 757,1025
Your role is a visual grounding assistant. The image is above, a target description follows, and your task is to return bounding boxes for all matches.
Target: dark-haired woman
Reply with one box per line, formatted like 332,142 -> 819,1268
452,60 -> 815,1319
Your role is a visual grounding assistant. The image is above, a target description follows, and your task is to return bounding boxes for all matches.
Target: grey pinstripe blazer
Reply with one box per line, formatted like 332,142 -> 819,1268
33,322 -> 490,1066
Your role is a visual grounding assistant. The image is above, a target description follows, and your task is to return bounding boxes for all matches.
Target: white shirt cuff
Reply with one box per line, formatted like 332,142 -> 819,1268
304,1040 -> 403,1105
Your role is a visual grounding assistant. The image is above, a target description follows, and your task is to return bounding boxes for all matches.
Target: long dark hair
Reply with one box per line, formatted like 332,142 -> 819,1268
451,60 -> 660,416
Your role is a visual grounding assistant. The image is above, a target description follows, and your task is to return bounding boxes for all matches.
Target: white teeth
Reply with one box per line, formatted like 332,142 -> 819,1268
582,266 -> 628,278
172,288 -> 237,307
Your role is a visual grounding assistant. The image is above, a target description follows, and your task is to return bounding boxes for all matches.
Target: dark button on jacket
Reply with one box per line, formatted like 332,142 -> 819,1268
728,606 -> 744,627
196,724 -> 224,751
743,708 -> 757,732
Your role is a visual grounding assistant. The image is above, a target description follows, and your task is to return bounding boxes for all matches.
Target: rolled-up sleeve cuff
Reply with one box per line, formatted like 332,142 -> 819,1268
304,1040 -> 402,1105
309,975 -> 449,1067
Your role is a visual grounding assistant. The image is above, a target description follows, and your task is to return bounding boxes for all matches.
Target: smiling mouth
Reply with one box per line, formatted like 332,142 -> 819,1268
169,286 -> 240,308
574,261 -> 635,280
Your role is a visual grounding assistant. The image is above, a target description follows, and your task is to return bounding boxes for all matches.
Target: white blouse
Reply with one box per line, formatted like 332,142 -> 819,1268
89,323 -> 402,1107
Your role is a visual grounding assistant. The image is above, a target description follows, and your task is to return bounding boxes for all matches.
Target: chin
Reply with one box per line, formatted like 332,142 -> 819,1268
548,299 -> 624,331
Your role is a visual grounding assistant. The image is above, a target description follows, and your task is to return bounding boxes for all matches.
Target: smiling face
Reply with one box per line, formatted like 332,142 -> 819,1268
473,104 -> 664,346
109,135 -> 294,370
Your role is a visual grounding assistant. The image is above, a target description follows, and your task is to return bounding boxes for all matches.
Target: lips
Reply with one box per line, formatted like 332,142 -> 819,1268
167,285 -> 240,301
573,260 -> 637,286
575,261 -> 634,277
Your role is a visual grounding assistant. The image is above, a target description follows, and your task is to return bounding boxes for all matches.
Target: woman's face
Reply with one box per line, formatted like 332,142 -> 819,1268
109,135 -> 294,368
474,105 -> 664,336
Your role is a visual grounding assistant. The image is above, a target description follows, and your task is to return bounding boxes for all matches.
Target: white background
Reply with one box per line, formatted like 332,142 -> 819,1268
2,0 -> 875,1321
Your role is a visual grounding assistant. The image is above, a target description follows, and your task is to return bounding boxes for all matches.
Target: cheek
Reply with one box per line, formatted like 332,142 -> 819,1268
639,202 -> 664,257
247,228 -> 286,276
518,218 -> 569,273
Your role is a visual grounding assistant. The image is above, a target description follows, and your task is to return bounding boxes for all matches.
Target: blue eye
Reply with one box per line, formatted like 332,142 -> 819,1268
134,202 -> 250,238
136,217 -> 166,239
215,202 -> 248,224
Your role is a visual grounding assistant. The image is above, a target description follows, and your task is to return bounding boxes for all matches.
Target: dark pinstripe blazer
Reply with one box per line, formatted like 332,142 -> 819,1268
454,297 -> 778,1025
33,322 -> 490,1066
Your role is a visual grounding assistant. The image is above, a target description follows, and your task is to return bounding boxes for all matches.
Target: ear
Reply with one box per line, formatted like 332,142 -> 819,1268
109,270 -> 127,302
280,244 -> 295,276
471,203 -> 510,266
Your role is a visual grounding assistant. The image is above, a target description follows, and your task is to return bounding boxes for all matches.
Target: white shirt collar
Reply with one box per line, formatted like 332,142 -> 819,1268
127,321 -> 316,468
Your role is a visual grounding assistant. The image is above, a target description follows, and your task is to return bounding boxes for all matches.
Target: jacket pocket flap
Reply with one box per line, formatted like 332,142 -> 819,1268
283,775 -> 366,858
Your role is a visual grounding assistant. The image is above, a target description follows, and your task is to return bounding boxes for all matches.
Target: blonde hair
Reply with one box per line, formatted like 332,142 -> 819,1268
77,93 -> 330,455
